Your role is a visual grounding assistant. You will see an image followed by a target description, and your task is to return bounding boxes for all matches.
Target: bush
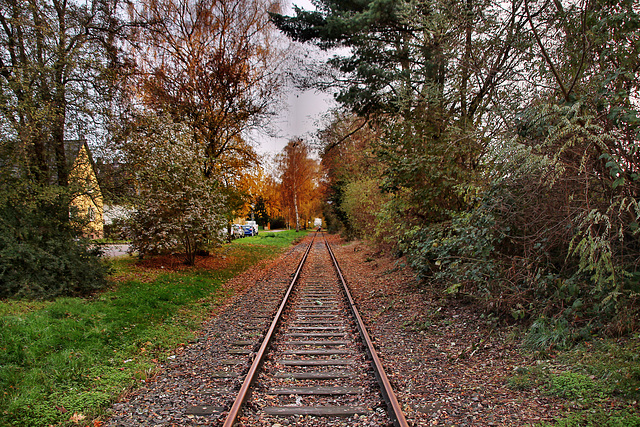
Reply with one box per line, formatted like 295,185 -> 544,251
122,116 -> 227,265
399,194 -> 503,306
0,181 -> 108,299
396,120 -> 640,334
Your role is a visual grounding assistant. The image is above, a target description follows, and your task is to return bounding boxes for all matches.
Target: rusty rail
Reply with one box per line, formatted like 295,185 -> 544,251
222,232 -> 316,427
223,231 -> 408,426
323,235 -> 409,427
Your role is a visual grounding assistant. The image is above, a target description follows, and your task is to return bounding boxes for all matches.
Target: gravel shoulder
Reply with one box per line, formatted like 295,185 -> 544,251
332,237 -> 563,426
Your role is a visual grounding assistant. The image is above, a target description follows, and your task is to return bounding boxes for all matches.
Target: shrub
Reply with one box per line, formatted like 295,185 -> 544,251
399,194 -> 503,301
122,116 -> 227,265
0,181 -> 108,299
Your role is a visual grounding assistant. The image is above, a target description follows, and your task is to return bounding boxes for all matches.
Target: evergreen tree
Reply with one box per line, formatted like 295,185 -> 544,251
274,0 -> 529,223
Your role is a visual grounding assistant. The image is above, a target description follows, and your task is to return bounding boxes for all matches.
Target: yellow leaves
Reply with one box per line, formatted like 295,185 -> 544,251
69,412 -> 85,424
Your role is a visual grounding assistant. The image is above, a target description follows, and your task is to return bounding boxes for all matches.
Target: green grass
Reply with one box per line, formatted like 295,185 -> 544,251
508,335 -> 640,426
232,229 -> 309,247
543,410 -> 640,427
0,232 -> 306,426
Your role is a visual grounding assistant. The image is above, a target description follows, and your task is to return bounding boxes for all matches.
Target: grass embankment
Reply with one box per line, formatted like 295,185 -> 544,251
0,230 -> 307,427
508,336 -> 640,426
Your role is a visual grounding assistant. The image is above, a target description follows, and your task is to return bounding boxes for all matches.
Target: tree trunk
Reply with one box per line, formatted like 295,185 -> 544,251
294,188 -> 300,232
184,232 -> 195,265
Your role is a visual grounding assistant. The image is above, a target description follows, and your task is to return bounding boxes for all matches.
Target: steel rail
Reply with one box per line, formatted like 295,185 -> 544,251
323,235 -> 409,427
222,232 -> 317,427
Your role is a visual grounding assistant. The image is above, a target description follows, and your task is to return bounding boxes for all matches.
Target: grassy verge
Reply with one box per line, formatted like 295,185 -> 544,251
0,231 -> 307,426
232,229 -> 308,248
507,335 -> 640,426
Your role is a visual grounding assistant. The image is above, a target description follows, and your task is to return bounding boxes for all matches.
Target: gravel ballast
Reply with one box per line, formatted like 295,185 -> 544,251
105,234 -> 564,426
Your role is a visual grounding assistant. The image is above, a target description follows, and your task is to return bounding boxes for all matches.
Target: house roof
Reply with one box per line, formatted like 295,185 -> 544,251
65,139 -> 95,168
49,138 -> 98,179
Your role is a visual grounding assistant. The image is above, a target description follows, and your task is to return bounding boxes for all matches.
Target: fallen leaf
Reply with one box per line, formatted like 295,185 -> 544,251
69,412 -> 85,424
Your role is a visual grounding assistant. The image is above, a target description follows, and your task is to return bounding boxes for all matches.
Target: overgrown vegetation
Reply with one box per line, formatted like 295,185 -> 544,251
277,0 -> 640,339
0,232 -> 303,426
508,336 -> 640,426
0,181 -> 108,299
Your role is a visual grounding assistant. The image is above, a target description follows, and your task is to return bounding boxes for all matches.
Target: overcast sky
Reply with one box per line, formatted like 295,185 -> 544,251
251,0 -> 338,157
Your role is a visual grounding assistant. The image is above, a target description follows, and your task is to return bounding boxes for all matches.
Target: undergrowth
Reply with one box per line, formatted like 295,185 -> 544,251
508,335 -> 640,426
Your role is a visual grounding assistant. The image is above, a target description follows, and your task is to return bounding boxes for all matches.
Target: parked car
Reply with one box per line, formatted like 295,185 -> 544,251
231,224 -> 244,239
246,220 -> 259,235
242,225 -> 255,236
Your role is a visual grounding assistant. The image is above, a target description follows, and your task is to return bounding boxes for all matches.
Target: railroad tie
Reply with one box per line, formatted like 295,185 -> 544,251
267,386 -> 365,395
277,358 -> 353,366
263,406 -> 369,417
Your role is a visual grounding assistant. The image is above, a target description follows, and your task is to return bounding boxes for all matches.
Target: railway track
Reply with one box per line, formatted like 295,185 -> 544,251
222,232 -> 408,426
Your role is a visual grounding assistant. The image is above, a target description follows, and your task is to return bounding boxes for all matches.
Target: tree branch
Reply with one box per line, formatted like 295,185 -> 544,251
323,116 -> 369,154
524,0 -> 569,101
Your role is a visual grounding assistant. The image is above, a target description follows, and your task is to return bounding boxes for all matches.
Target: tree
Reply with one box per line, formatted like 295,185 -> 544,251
123,115 -> 227,265
509,0 -> 640,328
281,0 -> 640,332
318,111 -> 386,236
0,0 -> 125,298
115,0 -> 288,242
273,0 -> 530,224
276,139 -> 318,231
0,0 -> 123,186
239,162 -> 283,226
0,179 -> 108,299
127,0 -> 285,180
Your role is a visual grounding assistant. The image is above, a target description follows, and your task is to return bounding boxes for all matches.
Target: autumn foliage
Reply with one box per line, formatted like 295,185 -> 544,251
276,139 -> 320,231
127,0 -> 284,177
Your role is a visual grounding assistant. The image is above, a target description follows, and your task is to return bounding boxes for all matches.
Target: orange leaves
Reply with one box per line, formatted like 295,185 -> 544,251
276,139 -> 322,229
69,412 -> 85,424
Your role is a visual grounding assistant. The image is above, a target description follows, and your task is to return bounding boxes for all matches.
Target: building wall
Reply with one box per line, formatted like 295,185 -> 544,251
69,145 -> 104,239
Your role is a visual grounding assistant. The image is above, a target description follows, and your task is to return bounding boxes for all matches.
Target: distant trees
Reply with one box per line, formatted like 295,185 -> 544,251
319,112 -> 386,238
239,164 -> 283,227
276,139 -> 319,231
